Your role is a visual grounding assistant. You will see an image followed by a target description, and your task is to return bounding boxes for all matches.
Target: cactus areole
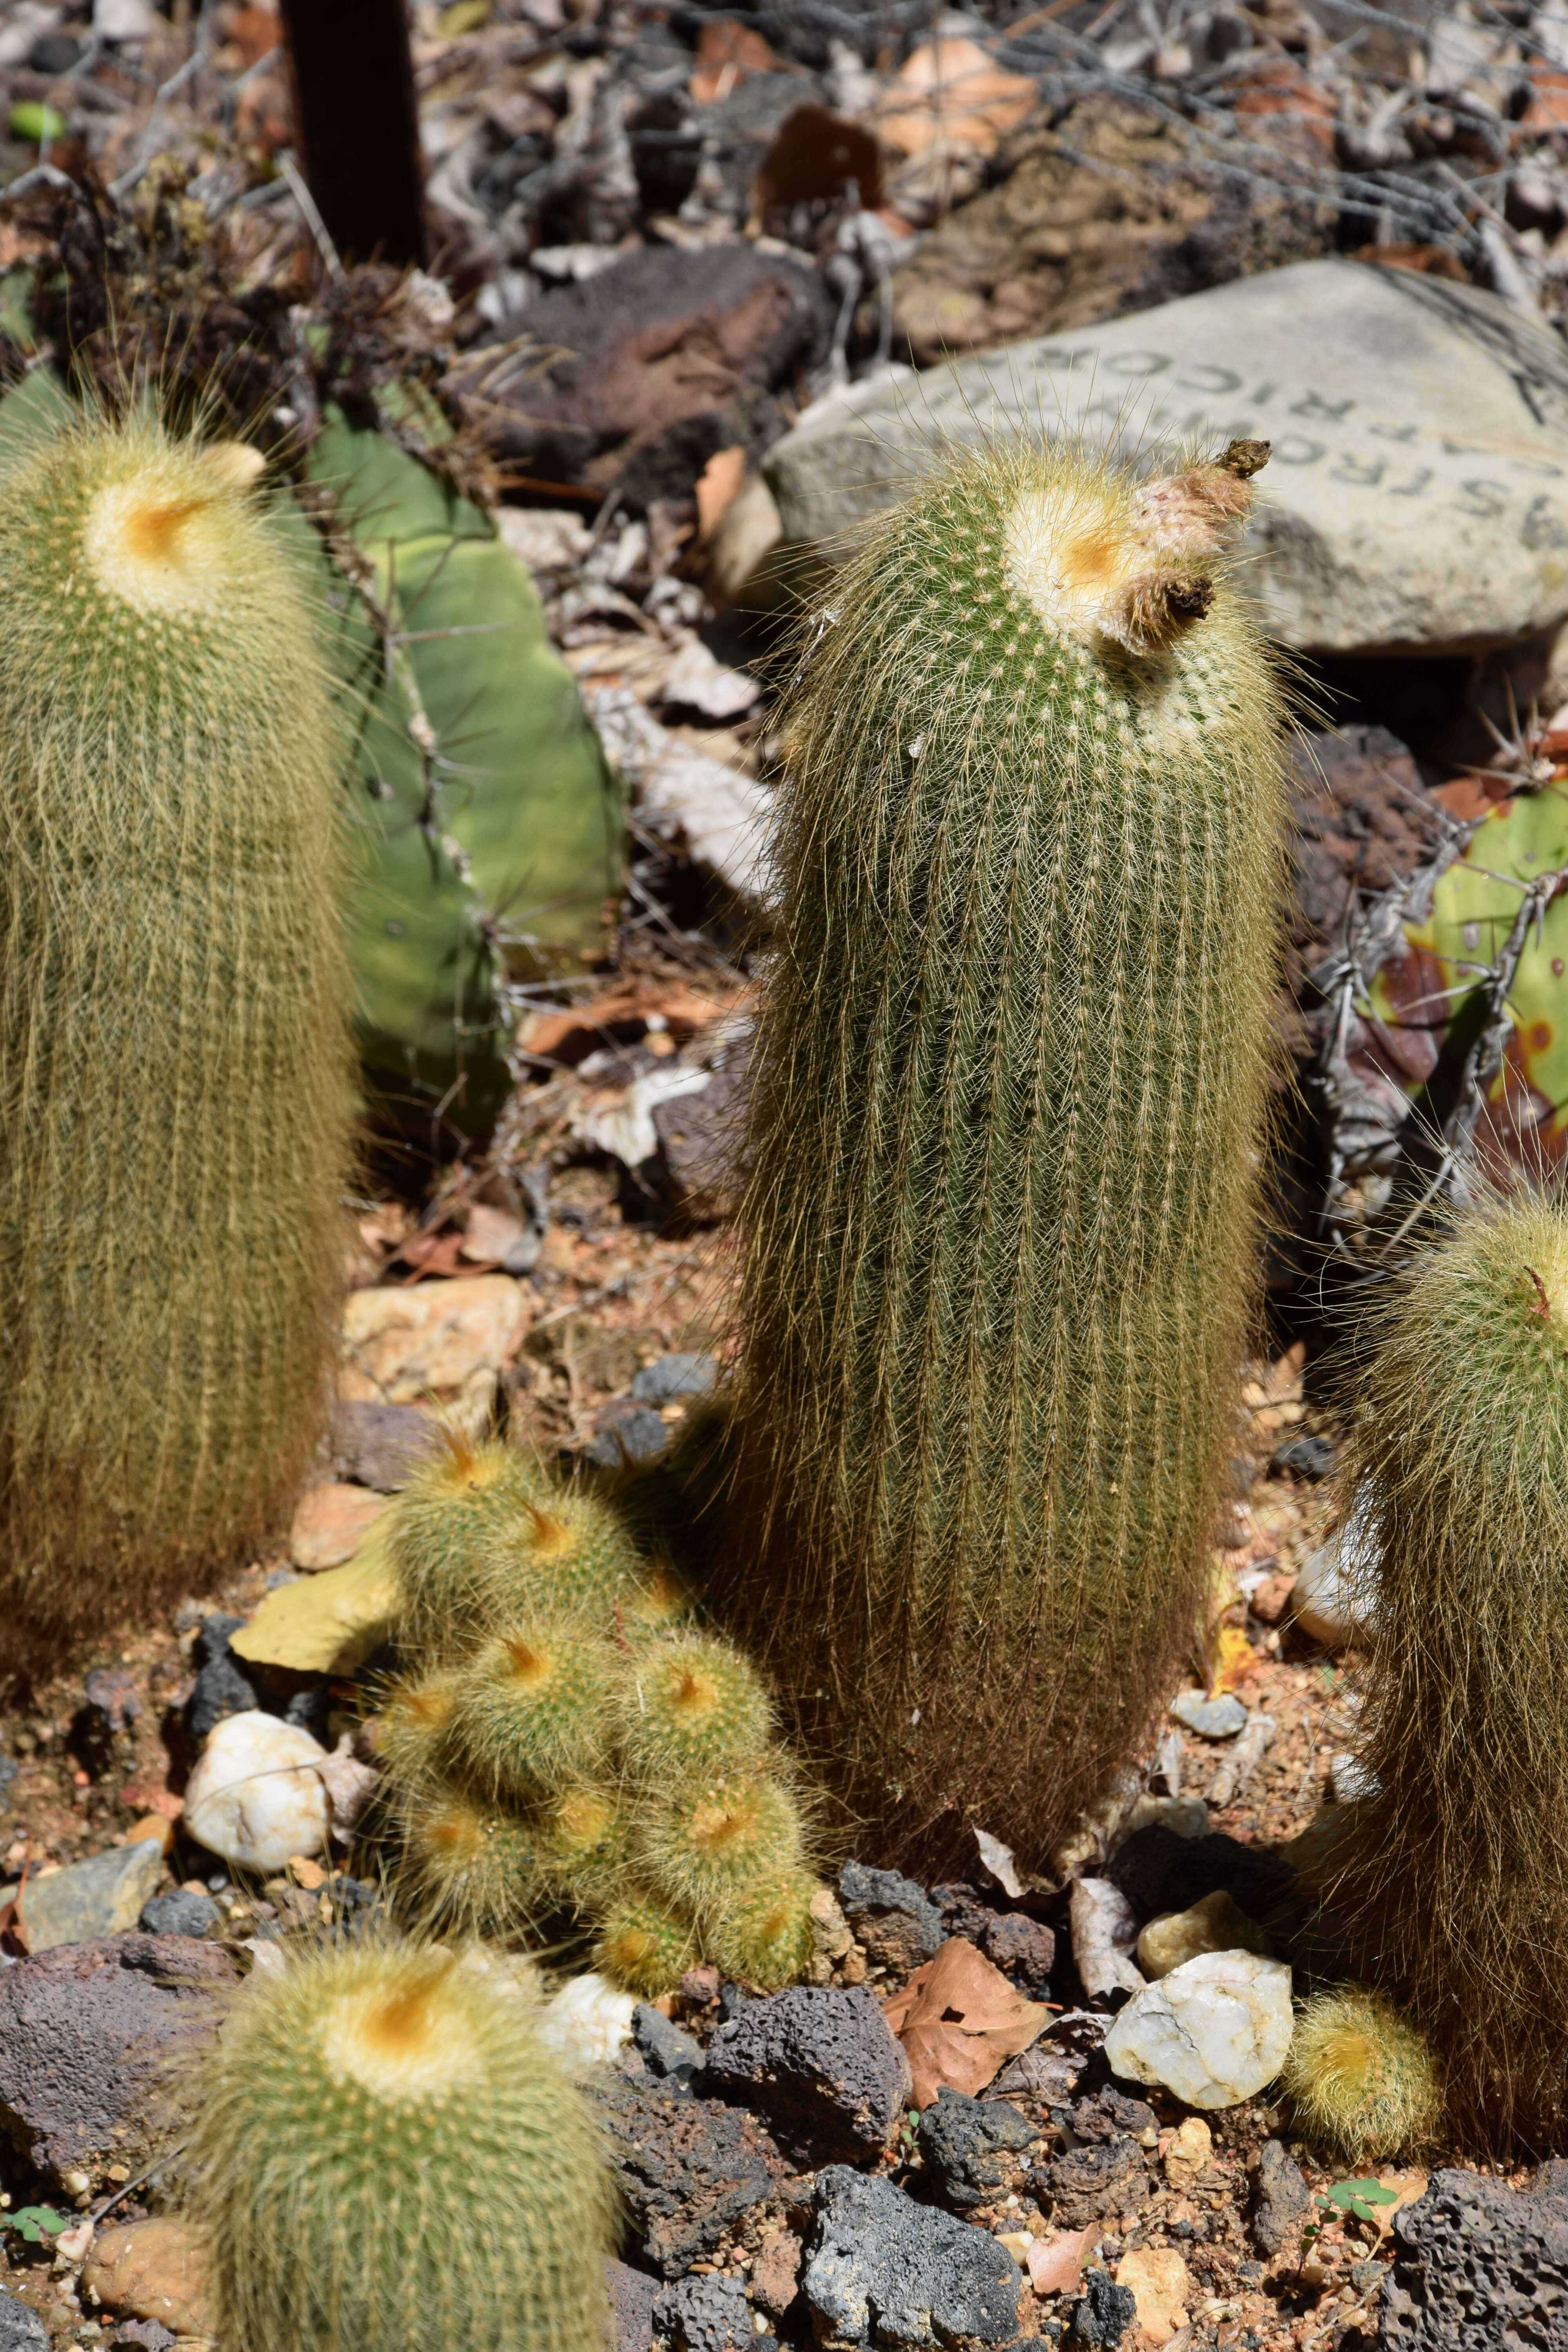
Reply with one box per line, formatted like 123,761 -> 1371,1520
731,434 -> 1288,1868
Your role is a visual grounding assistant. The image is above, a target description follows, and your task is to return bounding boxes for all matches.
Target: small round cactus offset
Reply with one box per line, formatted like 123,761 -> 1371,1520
730,432 -> 1287,1866
1282,1987 -> 1441,2164
0,403 -> 351,1661
187,1938 -> 615,2352
1312,1191 -> 1568,2155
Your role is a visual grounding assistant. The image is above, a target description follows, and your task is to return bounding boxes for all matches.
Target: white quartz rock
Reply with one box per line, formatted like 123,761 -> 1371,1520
183,1709 -> 330,1871
1104,1949 -> 1294,2109
538,1972 -> 636,2071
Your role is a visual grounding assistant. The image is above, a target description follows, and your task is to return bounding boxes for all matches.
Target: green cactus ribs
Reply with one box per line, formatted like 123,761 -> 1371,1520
305,413 -> 622,1155
0,403 -> 352,1662
726,432 -> 1288,1871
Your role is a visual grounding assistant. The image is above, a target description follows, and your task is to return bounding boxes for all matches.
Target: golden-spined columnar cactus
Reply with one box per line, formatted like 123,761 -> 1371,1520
730,434 -> 1287,1867
0,407 -> 351,1659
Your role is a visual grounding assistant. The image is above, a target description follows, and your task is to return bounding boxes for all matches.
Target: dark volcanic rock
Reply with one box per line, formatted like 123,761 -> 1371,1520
606,2258 -> 658,2352
1065,2087 -> 1157,2145
804,2166 -> 1023,2348
838,1861 -> 946,1975
1252,2139 -> 1311,2256
456,244 -> 832,492
138,1888 -> 221,1940
1034,2137 -> 1151,2229
185,1613 -> 257,1741
1379,2167 -> 1568,2348
0,2291 -> 47,2352
704,1984 -> 912,2165
1070,2268 -> 1139,2347
979,1911 -> 1056,1996
651,2274 -> 752,2352
592,2074 -> 789,2279
917,2085 -> 1039,2211
632,2001 -> 705,2089
331,1398 -> 441,1490
0,1935 -> 238,2187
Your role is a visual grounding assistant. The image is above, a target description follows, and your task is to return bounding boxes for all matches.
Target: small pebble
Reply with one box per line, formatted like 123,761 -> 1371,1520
138,1888 -> 221,1939
1168,1690 -> 1248,1740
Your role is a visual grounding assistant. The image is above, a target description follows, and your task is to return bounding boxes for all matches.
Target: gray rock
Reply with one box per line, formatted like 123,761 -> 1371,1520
584,1397 -> 670,1469
1033,2138 -> 1151,2230
607,2259 -> 658,2352
1070,2270 -> 1138,2348
651,2274 -> 751,2352
703,1984 -> 913,2165
632,2001 -> 706,2089
186,1613 -> 257,1740
1535,2159 -> 1568,2201
1252,2138 -> 1311,2256
631,1352 -> 718,1406
0,1934 -> 238,2187
804,2165 -> 1022,2348
0,2294 -> 47,2352
1169,1690 -> 1249,1740
74,1667 -> 142,1777
764,261 -> 1568,659
1271,1433 -> 1338,1481
591,2074 -> 789,2279
331,1398 -> 441,1490
978,1911 -> 1055,1996
138,1887 -> 221,1940
109,2327 -> 176,2352
838,1861 -> 946,1975
916,2084 -> 1038,2211
1381,2168 -> 1568,2348
10,1839 -> 163,1953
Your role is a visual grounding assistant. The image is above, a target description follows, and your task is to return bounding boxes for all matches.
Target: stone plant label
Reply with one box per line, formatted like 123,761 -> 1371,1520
764,259 -> 1568,657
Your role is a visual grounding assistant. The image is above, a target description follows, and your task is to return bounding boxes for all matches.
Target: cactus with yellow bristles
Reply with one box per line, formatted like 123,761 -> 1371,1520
622,1631 -> 773,1782
634,1771 -> 806,1915
707,1867 -> 818,1990
447,1614 -> 624,1804
1310,1189 -> 1568,2154
592,1891 -> 695,1997
1282,1988 -> 1440,2165
726,432 -> 1287,1866
0,404 -> 352,1661
388,1435 -> 550,1660
187,1938 -> 615,2352
381,1455 -> 821,1989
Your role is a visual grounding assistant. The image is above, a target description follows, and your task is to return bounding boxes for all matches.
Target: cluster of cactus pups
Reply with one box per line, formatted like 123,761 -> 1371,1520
377,1433 -> 818,1994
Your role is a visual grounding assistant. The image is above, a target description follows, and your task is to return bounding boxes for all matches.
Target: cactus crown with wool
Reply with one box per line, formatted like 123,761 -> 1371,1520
729,432 -> 1287,1865
186,1937 -> 614,2352
0,404 -> 350,1657
1315,1190 -> 1568,2154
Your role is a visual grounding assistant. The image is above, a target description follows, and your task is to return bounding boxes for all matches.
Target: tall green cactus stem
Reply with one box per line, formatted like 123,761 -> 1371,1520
188,1938 -> 614,2352
730,434 -> 1286,1864
0,407 -> 350,1658
1314,1192 -> 1568,2154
